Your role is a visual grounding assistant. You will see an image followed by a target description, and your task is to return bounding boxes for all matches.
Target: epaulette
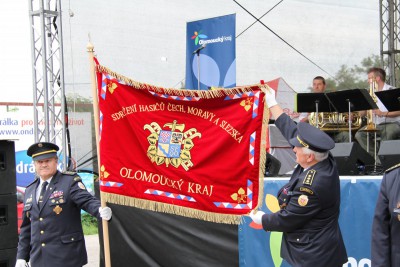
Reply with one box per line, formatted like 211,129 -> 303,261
62,171 -> 77,176
62,170 -> 82,181
303,169 -> 317,186
385,163 -> 400,173
26,177 -> 39,188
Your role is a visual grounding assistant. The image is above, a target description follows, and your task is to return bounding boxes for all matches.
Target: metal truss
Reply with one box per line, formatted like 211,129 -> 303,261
28,0 -> 67,168
380,0 -> 400,86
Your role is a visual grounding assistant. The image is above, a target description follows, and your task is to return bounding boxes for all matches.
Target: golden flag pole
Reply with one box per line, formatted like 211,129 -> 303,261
87,41 -> 112,267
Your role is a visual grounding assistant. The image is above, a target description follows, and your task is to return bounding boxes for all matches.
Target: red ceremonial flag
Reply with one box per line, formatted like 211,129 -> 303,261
96,62 -> 269,224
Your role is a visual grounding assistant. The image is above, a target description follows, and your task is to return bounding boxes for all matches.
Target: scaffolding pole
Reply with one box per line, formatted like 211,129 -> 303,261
380,0 -> 400,86
28,0 -> 67,169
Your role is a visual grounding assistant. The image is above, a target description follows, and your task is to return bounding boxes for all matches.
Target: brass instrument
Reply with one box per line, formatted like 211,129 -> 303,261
364,76 -> 379,131
309,112 -> 362,131
361,74 -> 379,164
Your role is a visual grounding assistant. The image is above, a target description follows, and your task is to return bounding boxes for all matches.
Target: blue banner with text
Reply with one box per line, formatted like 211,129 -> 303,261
239,177 -> 381,267
185,14 -> 236,90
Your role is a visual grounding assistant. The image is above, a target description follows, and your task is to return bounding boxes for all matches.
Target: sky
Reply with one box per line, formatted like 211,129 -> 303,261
1,1 -> 32,103
0,0 -> 380,104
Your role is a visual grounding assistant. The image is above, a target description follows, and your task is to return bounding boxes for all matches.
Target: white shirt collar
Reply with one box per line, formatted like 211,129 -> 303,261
39,177 -> 53,186
36,177 -> 53,203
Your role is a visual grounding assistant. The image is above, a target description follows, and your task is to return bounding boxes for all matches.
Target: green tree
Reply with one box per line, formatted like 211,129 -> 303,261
66,94 -> 93,112
325,54 -> 382,92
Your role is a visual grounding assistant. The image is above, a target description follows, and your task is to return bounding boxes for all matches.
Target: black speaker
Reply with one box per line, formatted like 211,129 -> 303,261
0,141 -> 16,195
0,194 -> 18,250
0,247 -> 17,267
265,153 -> 281,177
378,140 -> 400,170
331,142 -> 375,175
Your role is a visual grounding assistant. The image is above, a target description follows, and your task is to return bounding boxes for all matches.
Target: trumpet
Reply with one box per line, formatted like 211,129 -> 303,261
309,112 -> 362,131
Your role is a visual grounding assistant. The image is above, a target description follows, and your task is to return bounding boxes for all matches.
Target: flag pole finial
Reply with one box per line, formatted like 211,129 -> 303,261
87,33 -> 94,52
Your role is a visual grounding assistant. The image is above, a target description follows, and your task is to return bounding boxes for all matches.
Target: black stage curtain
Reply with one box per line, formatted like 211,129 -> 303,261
95,182 -> 239,267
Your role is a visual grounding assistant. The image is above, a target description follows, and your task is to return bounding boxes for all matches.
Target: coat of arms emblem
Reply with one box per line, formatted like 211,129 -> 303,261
144,120 -> 201,170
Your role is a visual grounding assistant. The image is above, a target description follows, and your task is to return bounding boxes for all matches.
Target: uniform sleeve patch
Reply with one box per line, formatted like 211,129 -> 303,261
299,187 -> 314,195
78,182 -> 86,190
303,169 -> 316,186
298,194 -> 309,206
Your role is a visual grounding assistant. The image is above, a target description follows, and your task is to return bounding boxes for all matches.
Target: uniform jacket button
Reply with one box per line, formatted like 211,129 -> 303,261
42,243 -> 45,247
40,230 -> 44,234
297,238 -> 299,242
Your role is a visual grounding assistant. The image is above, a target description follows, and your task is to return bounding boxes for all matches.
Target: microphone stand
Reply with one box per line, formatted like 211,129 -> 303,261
193,45 -> 205,90
346,99 -> 352,142
196,50 -> 201,90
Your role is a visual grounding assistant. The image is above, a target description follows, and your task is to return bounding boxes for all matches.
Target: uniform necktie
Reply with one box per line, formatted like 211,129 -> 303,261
38,181 -> 48,208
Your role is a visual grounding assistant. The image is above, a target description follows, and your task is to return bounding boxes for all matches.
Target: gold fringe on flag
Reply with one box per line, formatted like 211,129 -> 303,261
101,192 -> 244,224
96,64 -> 266,99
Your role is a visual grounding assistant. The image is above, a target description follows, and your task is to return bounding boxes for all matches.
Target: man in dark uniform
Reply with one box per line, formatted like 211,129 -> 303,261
249,87 -> 348,267
15,142 -> 112,267
371,162 -> 400,266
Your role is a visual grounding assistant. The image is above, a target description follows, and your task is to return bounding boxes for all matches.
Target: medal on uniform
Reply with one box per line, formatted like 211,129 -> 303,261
396,202 -> 400,221
53,205 -> 62,215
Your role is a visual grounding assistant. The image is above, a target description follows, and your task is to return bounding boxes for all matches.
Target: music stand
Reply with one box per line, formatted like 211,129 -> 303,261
326,88 -> 379,169
296,93 -> 336,129
296,93 -> 335,113
375,88 -> 400,111
326,89 -> 378,142
325,88 -> 378,113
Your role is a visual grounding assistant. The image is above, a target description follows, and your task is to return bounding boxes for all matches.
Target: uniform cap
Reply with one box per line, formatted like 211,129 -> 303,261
289,122 -> 335,152
27,142 -> 59,161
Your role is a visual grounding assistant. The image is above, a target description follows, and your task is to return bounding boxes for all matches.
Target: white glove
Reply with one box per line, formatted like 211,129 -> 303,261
265,87 -> 278,108
249,210 -> 265,225
99,206 -> 112,221
15,259 -> 27,267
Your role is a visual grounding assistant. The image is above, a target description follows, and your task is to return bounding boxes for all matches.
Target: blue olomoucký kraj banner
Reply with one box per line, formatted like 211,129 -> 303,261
185,13 -> 236,90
